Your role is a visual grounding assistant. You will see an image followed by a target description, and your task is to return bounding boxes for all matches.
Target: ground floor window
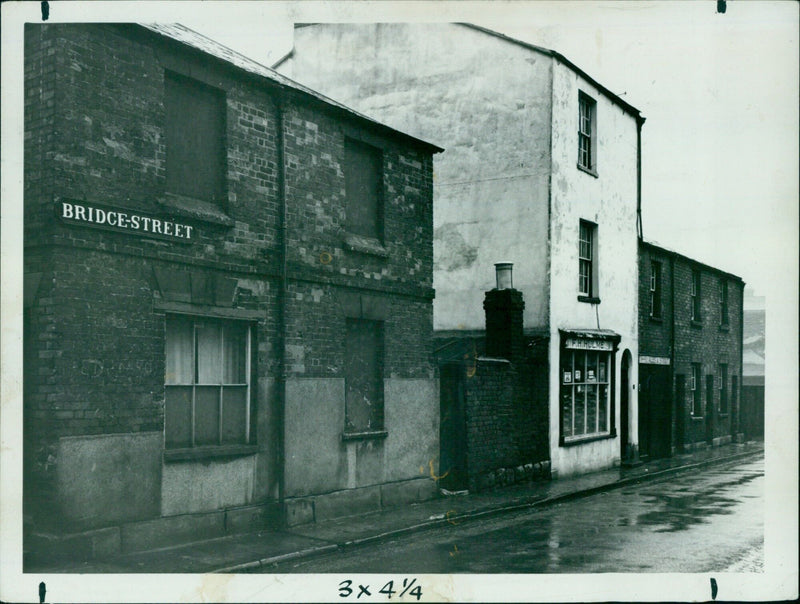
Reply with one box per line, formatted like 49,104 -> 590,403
560,347 -> 612,441
165,315 -> 252,449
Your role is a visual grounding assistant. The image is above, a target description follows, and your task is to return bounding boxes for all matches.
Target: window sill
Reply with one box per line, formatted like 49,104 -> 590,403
342,429 -> 388,442
560,432 -> 613,447
719,323 -> 730,332
163,444 -> 258,462
649,315 -> 663,323
577,164 -> 599,178
342,232 -> 389,258
690,320 -> 703,328
159,193 -> 235,227
691,415 -> 704,421
718,412 -> 729,418
577,295 -> 601,304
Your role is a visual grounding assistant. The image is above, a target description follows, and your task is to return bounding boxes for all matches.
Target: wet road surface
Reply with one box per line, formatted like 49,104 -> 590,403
263,457 -> 763,573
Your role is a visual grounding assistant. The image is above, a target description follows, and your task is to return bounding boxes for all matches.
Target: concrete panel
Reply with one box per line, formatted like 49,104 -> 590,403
284,378 -> 347,496
384,379 -> 439,482
314,485 -> 381,522
161,454 -> 256,516
254,377 -> 279,501
121,510 -> 224,553
56,432 -> 162,529
284,498 -> 315,527
380,477 -> 439,508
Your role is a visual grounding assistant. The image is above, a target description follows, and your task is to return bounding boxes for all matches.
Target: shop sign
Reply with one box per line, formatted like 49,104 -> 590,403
565,337 -> 613,351
57,199 -> 194,242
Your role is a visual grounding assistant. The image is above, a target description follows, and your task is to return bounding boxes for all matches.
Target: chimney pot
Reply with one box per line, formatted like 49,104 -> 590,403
495,262 -> 514,290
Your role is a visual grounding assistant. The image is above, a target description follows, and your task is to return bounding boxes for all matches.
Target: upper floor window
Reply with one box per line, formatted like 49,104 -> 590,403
345,138 -> 383,242
691,269 -> 702,322
578,220 -> 598,300
165,72 -> 226,204
165,316 -> 251,449
650,261 -> 662,319
578,92 -> 597,174
719,278 -> 729,326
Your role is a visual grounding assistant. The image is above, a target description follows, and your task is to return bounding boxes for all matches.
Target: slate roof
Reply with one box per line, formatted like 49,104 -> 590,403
138,23 -> 443,153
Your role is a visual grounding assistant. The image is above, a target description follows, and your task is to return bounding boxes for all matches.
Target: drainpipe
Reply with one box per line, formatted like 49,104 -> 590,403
275,90 -> 288,521
636,117 -> 645,241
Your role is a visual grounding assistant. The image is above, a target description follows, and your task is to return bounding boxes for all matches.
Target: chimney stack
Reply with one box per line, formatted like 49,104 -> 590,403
484,262 -> 525,361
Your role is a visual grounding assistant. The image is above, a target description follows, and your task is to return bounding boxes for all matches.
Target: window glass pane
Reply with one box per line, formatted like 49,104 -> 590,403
165,386 -> 193,448
166,317 -> 193,384
561,388 -> 573,437
574,353 -> 586,384
574,385 -> 586,435
195,386 -> 220,445
586,353 -> 598,382
598,383 -> 608,431
586,384 -> 598,433
223,323 -> 247,384
197,323 -> 222,384
221,386 -> 248,444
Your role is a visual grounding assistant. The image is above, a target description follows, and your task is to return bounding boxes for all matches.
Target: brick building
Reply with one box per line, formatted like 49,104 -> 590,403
638,241 -> 744,459
23,23 -> 442,559
277,23 -> 643,478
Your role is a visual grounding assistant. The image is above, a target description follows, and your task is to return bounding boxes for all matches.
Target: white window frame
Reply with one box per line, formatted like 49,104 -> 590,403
650,261 -> 662,318
691,270 -> 701,322
579,220 -> 598,298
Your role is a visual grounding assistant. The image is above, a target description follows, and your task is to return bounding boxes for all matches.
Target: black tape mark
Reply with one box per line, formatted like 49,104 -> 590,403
710,577 -> 718,600
39,581 -> 46,603
41,2 -> 49,21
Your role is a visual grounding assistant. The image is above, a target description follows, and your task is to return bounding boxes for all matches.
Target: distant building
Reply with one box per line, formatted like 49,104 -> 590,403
638,241 -> 745,458
24,23 -> 442,560
278,23 -> 644,478
741,292 -> 765,440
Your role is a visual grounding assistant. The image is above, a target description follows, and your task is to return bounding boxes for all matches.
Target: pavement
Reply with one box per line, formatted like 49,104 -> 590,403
29,440 -> 763,574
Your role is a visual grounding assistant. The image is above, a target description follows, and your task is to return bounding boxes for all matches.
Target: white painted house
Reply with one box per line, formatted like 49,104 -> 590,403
277,23 -> 644,477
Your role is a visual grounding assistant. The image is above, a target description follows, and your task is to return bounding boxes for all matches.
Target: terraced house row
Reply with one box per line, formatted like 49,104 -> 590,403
22,22 -> 744,561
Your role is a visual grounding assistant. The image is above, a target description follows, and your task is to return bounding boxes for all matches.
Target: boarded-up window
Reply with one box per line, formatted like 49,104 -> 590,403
345,318 -> 384,432
165,72 -> 226,203
165,316 -> 251,448
345,138 -> 383,240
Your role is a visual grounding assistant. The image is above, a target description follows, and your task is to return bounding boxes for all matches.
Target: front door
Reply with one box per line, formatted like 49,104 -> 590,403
639,365 -> 672,459
705,374 -> 715,445
674,375 -> 686,453
620,352 -> 630,461
439,363 -> 468,491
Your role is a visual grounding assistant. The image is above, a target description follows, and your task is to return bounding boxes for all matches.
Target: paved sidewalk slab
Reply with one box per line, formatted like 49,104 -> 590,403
25,441 -> 763,574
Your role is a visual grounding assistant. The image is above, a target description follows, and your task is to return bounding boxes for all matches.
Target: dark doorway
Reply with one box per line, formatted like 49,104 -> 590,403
639,365 -> 672,459
674,374 -> 686,453
705,374 -> 715,445
439,364 -> 468,491
620,351 -> 631,461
